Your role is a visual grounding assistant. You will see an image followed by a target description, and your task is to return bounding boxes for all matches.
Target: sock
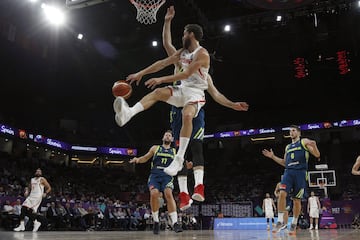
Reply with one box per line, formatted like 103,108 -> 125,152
152,211 -> 159,222
130,102 -> 144,117
177,137 -> 190,159
194,169 -> 204,187
169,211 -> 178,226
292,217 -> 298,225
177,176 -> 189,194
277,212 -> 284,223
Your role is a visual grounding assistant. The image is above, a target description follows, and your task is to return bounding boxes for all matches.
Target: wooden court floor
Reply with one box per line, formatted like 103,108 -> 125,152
0,229 -> 358,240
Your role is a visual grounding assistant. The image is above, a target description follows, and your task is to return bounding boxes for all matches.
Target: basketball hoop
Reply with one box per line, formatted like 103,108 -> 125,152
130,0 -> 166,25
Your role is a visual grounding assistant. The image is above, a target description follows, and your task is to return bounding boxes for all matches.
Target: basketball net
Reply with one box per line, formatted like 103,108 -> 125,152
130,0 -> 166,24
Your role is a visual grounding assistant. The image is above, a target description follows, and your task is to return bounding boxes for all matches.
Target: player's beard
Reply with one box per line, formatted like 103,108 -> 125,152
183,37 -> 191,50
35,173 -> 42,177
163,140 -> 171,145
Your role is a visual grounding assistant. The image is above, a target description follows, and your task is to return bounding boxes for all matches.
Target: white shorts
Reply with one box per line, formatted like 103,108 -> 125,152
166,85 -> 205,118
265,210 -> 274,219
22,196 -> 43,213
309,208 -> 319,218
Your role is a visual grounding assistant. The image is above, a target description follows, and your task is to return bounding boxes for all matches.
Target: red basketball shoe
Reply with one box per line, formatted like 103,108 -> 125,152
179,192 -> 193,211
192,184 -> 205,202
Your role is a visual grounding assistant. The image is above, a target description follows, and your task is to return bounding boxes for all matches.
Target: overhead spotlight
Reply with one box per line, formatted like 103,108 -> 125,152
152,40 -> 158,47
29,0 -> 38,3
42,4 -> 66,26
276,15 -> 282,22
77,33 -> 83,40
358,0 -> 360,7
224,24 -> 231,32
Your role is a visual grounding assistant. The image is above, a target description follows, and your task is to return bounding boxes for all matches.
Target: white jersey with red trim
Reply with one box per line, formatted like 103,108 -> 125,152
179,46 -> 209,90
29,177 -> 44,198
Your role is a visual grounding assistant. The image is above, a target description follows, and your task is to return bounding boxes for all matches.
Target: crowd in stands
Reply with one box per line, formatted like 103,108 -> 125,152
1,137 -> 360,232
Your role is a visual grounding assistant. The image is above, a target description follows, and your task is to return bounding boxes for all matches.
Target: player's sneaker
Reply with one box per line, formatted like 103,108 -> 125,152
14,222 -> 25,232
173,222 -> 183,233
309,225 -> 314,230
179,192 -> 193,211
32,220 -> 41,232
113,97 -> 131,127
272,222 -> 286,233
153,222 -> 160,235
288,223 -> 297,235
192,184 -> 205,202
315,225 -> 318,230
164,155 -> 183,176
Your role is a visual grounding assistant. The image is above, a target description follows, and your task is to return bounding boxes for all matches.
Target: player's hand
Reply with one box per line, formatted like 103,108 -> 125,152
129,158 -> 139,164
126,72 -> 143,86
232,102 -> 249,111
262,149 -> 274,159
164,6 -> 175,22
145,77 -> 163,89
42,193 -> 47,198
185,160 -> 193,170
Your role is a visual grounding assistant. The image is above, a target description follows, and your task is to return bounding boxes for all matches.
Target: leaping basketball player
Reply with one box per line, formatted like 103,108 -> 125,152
351,155 -> 360,175
14,168 -> 51,232
114,19 -> 248,179
262,125 -> 320,235
162,5 -> 249,210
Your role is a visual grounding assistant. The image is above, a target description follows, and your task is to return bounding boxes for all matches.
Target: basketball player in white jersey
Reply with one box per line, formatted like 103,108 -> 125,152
262,193 -> 276,230
114,22 -> 212,177
14,168 -> 51,232
307,191 -> 321,230
162,5 -> 249,209
351,155 -> 360,175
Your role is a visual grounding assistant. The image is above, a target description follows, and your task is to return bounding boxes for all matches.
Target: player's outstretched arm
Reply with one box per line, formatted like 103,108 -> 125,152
206,75 -> 249,111
162,6 -> 176,56
262,148 -> 285,167
351,155 -> 360,175
127,51 -> 181,86
129,145 -> 157,164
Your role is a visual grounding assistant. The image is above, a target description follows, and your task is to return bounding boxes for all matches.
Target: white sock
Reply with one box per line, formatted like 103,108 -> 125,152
178,176 -> 189,194
130,102 -> 144,117
169,211 -> 178,226
292,217 -> 298,225
177,137 -> 190,159
277,212 -> 284,223
194,169 -> 204,186
152,211 -> 159,222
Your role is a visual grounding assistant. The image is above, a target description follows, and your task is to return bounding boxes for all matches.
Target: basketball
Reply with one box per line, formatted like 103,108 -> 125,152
112,80 -> 132,99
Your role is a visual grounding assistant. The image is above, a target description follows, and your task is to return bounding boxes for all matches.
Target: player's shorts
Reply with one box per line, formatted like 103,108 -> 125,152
265,210 -> 274,219
22,195 -> 43,213
148,172 -> 174,192
166,85 -> 205,118
280,169 -> 307,199
309,208 -> 320,218
170,106 -> 205,144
